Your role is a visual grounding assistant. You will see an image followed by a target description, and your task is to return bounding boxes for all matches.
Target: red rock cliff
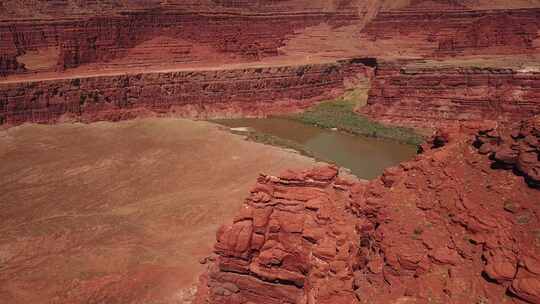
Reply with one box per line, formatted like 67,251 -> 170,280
360,61 -> 540,128
358,7 -> 540,58
196,117 -> 540,303
0,0 -> 368,77
0,11 -> 359,76
0,59 -> 368,126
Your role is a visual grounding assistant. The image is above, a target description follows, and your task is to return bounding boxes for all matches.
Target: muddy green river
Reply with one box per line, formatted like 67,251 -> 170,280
216,118 -> 418,180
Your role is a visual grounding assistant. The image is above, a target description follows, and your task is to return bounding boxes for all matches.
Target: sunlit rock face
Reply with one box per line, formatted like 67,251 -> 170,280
360,61 -> 540,129
1,1 -> 540,303
196,117 -> 540,304
0,59 -> 369,126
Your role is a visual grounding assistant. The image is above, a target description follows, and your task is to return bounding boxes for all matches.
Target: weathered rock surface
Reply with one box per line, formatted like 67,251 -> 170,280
196,117 -> 540,303
361,61 -> 540,128
357,7 -> 540,58
352,5 -> 540,129
195,165 -> 361,304
0,59 -> 368,126
0,7 -> 359,76
475,116 -> 540,188
3,1 -> 540,130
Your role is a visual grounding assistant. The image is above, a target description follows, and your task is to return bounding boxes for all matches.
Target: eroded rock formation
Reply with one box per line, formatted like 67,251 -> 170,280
196,117 -> 540,304
0,59 -> 368,126
195,165 -> 362,304
358,8 -> 540,58
361,61 -> 540,128
0,12 -> 354,76
0,1 -> 366,76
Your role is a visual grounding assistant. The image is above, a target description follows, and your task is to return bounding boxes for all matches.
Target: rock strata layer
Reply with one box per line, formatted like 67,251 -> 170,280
358,8 -> 540,57
0,59 -> 368,126
0,10 -> 358,76
361,62 -> 540,128
196,117 -> 540,304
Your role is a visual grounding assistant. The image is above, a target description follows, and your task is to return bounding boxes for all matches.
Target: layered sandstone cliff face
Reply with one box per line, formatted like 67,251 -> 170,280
0,0 -> 365,18
0,12 -> 357,76
352,2 -> 540,128
0,0 -> 368,77
196,117 -> 540,304
0,59 -> 368,126
360,61 -> 540,128
357,7 -> 540,58
3,0 -> 540,128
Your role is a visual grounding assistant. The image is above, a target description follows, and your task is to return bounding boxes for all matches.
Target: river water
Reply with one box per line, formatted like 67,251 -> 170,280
216,117 -> 418,180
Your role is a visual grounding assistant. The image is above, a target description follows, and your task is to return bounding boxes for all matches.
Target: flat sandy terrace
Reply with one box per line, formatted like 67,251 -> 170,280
0,118 -> 323,303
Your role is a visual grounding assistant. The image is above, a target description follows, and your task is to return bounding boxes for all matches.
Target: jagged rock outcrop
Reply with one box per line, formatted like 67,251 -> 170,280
349,118 -> 540,303
360,61 -> 540,128
197,117 -> 540,304
475,116 -> 540,188
195,165 -> 362,304
0,59 -> 368,126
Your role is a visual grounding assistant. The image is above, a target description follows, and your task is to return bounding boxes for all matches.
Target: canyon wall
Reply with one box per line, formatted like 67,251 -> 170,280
3,1 -> 540,76
354,4 -> 540,129
196,117 -> 540,304
0,0 -> 365,18
195,165 -> 361,304
0,59 -> 368,126
360,62 -> 540,128
0,11 -> 360,76
357,8 -> 540,58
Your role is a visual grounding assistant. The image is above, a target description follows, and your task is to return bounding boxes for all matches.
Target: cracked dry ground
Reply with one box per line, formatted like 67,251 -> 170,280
196,117 -> 540,304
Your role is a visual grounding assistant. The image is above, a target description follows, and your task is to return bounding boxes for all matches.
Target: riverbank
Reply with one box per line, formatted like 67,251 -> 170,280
214,117 -> 417,180
227,127 -> 322,161
285,88 -> 425,146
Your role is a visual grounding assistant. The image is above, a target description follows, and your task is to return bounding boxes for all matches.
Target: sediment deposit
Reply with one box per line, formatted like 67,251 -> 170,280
196,117 -> 540,304
0,4 -> 361,76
